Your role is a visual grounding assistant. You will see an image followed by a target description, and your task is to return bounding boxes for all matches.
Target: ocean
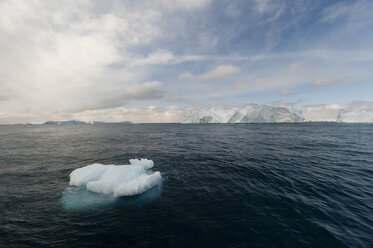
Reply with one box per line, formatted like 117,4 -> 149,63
0,123 -> 372,248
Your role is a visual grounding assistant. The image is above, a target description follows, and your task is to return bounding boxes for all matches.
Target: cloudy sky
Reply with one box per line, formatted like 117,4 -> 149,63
0,0 -> 372,123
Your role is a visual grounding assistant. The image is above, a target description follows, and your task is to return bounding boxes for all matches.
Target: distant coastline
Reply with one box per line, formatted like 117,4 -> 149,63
3,102 -> 373,125
16,121 -> 373,125
26,120 -> 133,125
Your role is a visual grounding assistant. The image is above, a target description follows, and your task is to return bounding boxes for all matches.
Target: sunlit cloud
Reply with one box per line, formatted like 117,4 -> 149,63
179,65 -> 241,81
279,90 -> 296,96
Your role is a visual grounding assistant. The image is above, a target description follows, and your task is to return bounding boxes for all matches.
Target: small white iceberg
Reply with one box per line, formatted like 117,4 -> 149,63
69,159 -> 162,197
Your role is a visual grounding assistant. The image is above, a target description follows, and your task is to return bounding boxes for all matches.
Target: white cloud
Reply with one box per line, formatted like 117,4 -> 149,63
252,0 -> 286,24
249,49 -> 373,62
0,0 -> 167,116
232,78 -> 264,90
123,82 -> 163,100
321,0 -> 372,22
286,63 -> 303,72
128,48 -> 373,68
311,78 -> 357,87
253,0 -> 273,14
154,0 -> 212,11
167,96 -> 186,102
279,90 -> 295,96
179,65 -> 241,81
230,76 -> 303,94
90,81 -> 164,111
231,77 -> 300,94
130,50 -> 174,67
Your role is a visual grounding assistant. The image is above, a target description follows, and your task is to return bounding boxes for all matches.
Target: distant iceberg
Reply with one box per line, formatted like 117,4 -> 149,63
183,103 -> 303,123
228,103 -> 303,123
27,120 -> 133,125
92,121 -> 133,124
336,103 -> 373,123
43,120 -> 89,125
69,159 -> 162,197
183,106 -> 237,123
27,120 -> 89,125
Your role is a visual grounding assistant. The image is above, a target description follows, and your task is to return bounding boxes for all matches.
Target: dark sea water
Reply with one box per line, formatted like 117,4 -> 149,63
0,123 -> 372,248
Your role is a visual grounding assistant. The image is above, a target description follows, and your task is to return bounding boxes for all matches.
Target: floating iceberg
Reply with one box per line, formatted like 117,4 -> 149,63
43,120 -> 89,124
228,103 -> 303,123
183,106 -> 237,123
183,103 -> 303,123
69,159 -> 162,197
336,103 -> 373,123
61,181 -> 162,211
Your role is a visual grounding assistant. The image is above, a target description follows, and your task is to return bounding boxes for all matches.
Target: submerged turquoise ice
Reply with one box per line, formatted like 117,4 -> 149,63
61,183 -> 163,211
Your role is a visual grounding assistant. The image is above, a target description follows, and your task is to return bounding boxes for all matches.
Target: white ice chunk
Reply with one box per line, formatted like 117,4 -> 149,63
87,165 -> 146,195
69,163 -> 110,187
68,159 -> 161,197
129,158 -> 154,169
114,171 -> 162,197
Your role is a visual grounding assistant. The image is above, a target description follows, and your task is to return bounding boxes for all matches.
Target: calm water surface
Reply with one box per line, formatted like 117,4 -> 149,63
0,123 -> 372,248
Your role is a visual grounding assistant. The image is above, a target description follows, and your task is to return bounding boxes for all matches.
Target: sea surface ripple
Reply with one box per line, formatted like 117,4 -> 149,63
0,123 -> 372,248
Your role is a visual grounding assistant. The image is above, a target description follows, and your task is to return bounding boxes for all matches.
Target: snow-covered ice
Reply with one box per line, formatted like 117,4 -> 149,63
69,159 -> 161,197
183,106 -> 237,123
336,103 -> 373,123
183,103 -> 303,123
228,103 -> 303,123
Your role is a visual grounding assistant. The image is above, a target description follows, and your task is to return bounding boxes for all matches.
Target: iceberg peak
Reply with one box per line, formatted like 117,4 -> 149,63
183,103 -> 303,123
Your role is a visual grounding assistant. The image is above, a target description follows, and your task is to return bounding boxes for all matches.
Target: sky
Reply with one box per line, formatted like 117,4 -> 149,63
0,0 -> 372,123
